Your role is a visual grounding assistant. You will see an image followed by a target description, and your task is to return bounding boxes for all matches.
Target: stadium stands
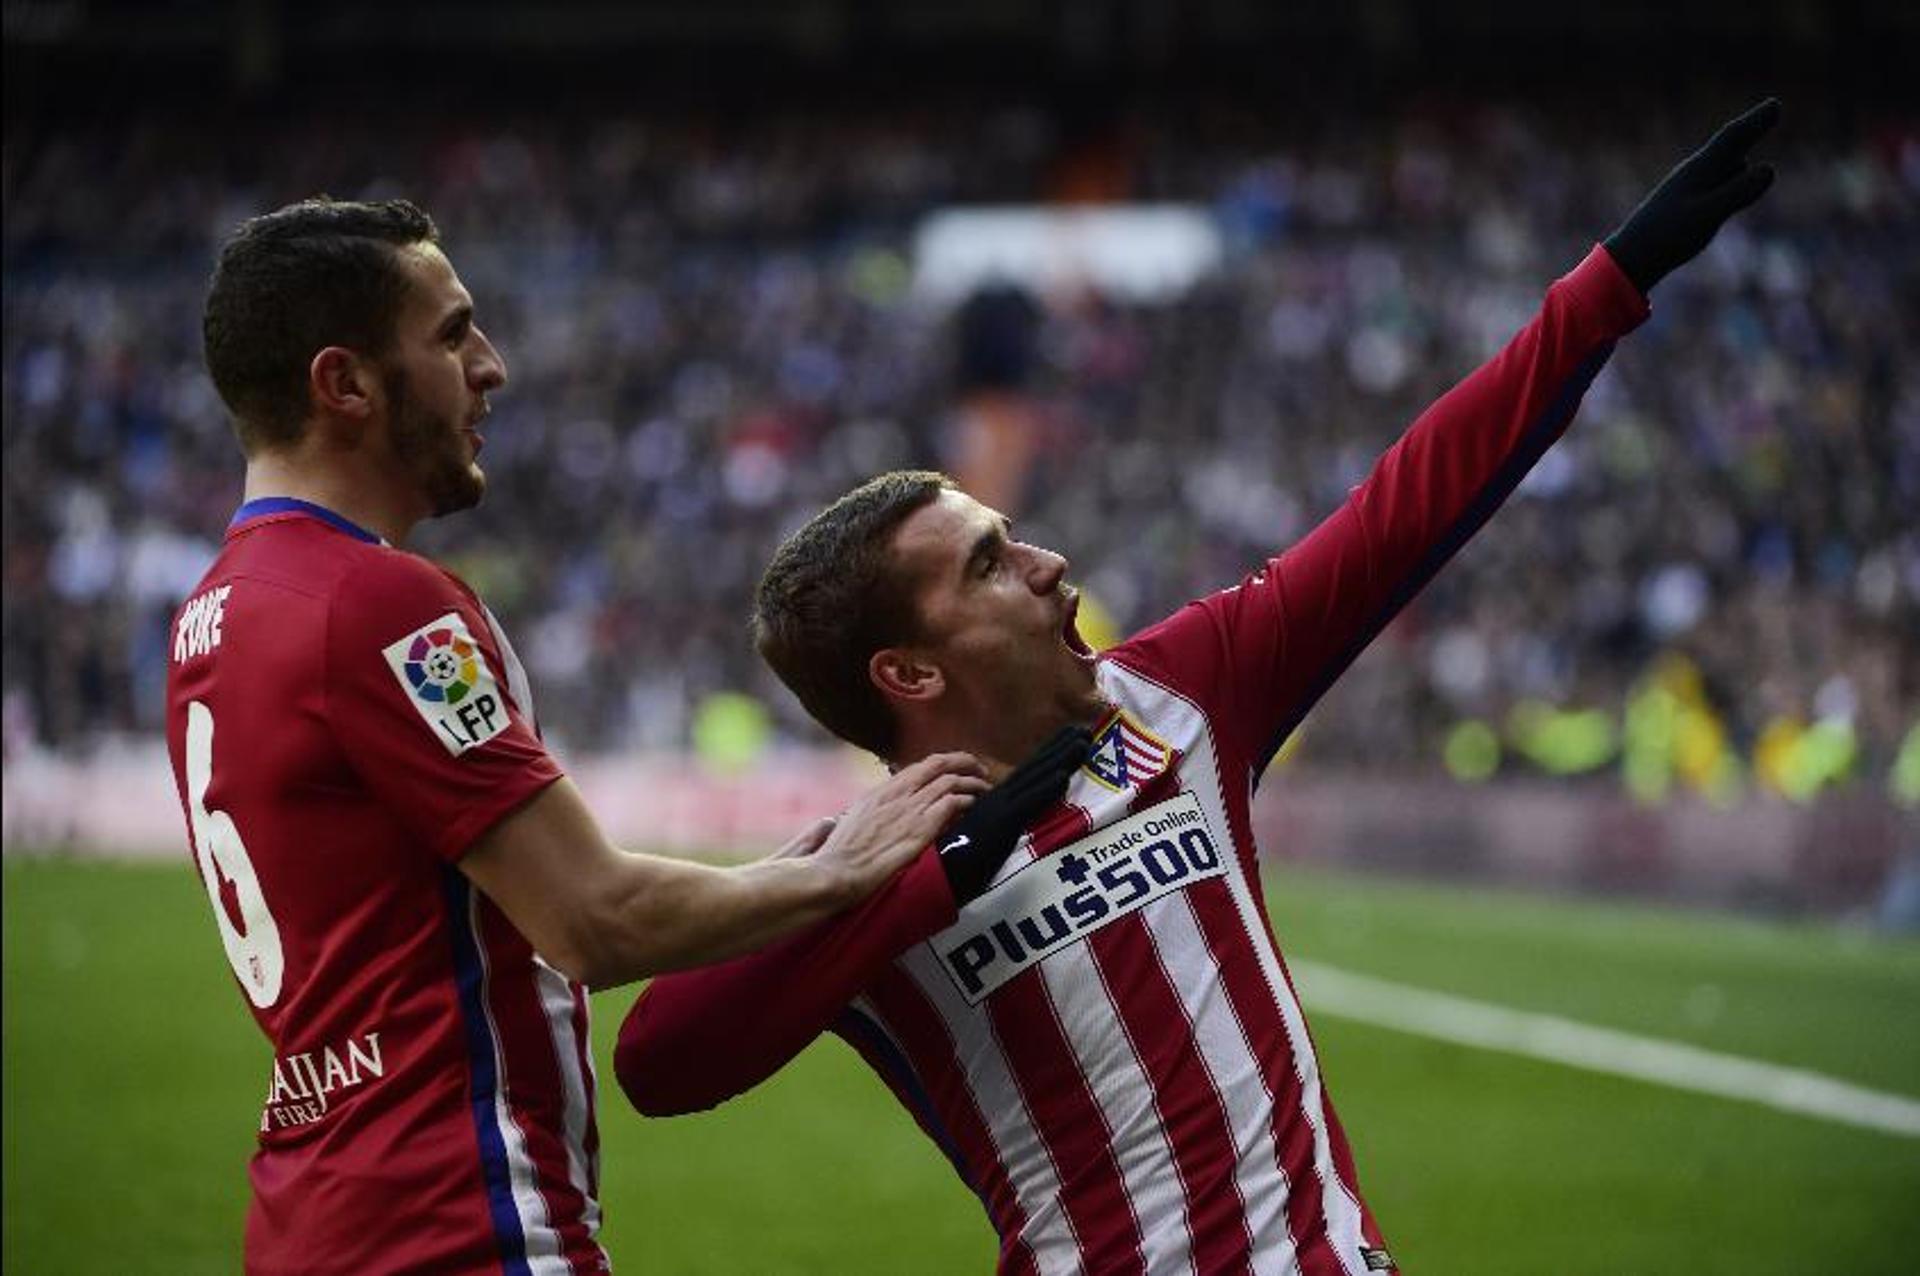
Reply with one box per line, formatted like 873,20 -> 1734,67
3,102 -> 1915,804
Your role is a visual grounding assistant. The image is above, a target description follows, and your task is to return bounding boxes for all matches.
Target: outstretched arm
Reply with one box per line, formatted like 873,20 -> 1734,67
1112,101 -> 1780,775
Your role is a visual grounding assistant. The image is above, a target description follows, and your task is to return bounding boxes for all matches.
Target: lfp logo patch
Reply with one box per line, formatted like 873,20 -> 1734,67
382,612 -> 509,756
406,627 -> 480,704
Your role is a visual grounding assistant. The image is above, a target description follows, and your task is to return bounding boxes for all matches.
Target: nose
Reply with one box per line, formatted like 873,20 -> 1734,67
471,326 -> 508,392
1024,543 -> 1069,595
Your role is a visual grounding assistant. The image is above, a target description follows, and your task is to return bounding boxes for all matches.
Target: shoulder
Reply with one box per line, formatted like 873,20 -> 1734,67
325,546 -> 484,646
332,543 -> 474,606
1101,590 -> 1239,683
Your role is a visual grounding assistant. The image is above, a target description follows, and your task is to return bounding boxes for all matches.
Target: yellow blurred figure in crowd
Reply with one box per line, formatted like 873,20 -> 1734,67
1622,652 -> 1741,804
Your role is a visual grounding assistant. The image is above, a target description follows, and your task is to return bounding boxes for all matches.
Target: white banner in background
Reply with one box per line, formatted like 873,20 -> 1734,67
913,204 -> 1223,305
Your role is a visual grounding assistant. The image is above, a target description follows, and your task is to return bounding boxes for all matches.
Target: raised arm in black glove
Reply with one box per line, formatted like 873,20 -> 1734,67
1604,98 -> 1781,297
938,725 -> 1093,904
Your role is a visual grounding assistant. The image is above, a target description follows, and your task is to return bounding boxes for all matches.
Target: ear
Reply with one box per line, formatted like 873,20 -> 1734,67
870,646 -> 945,706
308,346 -> 379,422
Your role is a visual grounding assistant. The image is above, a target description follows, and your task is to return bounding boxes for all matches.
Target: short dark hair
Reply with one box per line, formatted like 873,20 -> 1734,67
754,470 -> 955,756
202,197 -> 438,453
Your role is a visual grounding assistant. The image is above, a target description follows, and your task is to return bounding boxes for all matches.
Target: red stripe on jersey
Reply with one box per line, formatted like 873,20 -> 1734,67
1004,1240 -> 1041,1276
1087,906 -> 1256,1274
476,900 -> 597,1270
1025,799 -> 1091,856
987,969 -> 1146,1273
1185,882 -> 1346,1273
864,969 -> 1034,1265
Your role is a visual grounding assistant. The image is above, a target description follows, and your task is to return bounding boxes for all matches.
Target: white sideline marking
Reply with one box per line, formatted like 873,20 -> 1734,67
1292,961 -> 1920,1139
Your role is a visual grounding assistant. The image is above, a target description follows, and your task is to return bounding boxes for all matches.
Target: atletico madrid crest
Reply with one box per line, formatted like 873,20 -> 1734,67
1082,709 -> 1173,791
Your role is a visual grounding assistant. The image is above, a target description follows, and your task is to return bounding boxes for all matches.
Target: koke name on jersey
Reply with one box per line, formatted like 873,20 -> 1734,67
382,612 -> 510,756
174,584 -> 233,663
932,790 -> 1228,1004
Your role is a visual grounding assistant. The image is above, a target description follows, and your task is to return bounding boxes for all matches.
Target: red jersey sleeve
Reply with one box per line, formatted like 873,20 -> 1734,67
323,548 -> 563,862
614,846 -> 955,1116
1109,245 -> 1650,775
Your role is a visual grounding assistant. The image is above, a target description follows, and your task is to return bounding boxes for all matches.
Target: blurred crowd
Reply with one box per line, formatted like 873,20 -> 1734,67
4,99 -> 1916,801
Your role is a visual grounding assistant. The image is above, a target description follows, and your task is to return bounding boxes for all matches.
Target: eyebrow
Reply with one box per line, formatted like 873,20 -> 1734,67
961,517 -> 1012,579
436,303 -> 474,338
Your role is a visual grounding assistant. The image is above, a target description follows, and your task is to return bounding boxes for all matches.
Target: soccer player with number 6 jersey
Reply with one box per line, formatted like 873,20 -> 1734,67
615,102 -> 1783,1273
166,197 -> 1026,1275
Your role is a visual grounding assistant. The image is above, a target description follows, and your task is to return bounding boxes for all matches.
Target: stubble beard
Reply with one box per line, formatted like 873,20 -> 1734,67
993,635 -> 1105,754
384,365 -> 484,518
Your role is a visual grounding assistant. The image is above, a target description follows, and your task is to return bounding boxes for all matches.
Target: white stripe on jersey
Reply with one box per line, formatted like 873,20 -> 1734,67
481,605 -> 539,723
1154,892 -> 1299,1274
1106,660 -> 1369,1275
896,940 -> 1083,1276
1042,931 -> 1194,1274
464,891 -> 573,1274
533,956 -> 606,1247
486,507 -> 602,1271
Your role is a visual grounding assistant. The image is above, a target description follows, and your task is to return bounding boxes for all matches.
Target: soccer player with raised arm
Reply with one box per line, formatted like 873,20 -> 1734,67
614,103 -> 1782,1273
165,198 -> 1092,1274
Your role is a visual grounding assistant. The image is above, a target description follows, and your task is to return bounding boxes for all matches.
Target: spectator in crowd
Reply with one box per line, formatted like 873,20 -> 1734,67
4,100 -> 1914,798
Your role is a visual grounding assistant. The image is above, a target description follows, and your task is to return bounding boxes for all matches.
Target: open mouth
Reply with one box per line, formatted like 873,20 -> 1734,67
1060,589 -> 1096,660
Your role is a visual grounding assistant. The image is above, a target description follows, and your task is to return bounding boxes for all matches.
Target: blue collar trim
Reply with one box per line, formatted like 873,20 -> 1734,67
228,497 -> 382,544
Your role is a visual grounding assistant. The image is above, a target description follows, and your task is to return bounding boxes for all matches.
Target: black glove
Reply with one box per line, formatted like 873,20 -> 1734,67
1604,98 -> 1781,296
938,725 -> 1092,904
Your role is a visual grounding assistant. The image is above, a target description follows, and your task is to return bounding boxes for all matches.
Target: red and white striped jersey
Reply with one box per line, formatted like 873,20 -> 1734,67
616,246 -> 1651,1273
857,664 -> 1394,1274
166,500 -> 606,1275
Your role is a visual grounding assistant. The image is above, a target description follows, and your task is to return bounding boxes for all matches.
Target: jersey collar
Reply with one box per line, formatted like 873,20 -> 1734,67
228,497 -> 384,544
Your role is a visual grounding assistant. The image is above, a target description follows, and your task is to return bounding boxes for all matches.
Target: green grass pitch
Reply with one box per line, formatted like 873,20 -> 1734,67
6,857 -> 1918,1274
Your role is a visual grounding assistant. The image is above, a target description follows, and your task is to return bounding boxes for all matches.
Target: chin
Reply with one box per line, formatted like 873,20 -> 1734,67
429,468 -> 486,517
1060,656 -> 1101,710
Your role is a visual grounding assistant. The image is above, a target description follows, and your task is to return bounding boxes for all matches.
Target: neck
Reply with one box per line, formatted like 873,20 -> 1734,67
893,726 -> 1022,785
243,449 -> 421,547
891,698 -> 1109,784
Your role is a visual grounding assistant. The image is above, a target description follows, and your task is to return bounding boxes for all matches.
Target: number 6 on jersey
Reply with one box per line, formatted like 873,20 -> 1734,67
185,700 -> 285,1007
